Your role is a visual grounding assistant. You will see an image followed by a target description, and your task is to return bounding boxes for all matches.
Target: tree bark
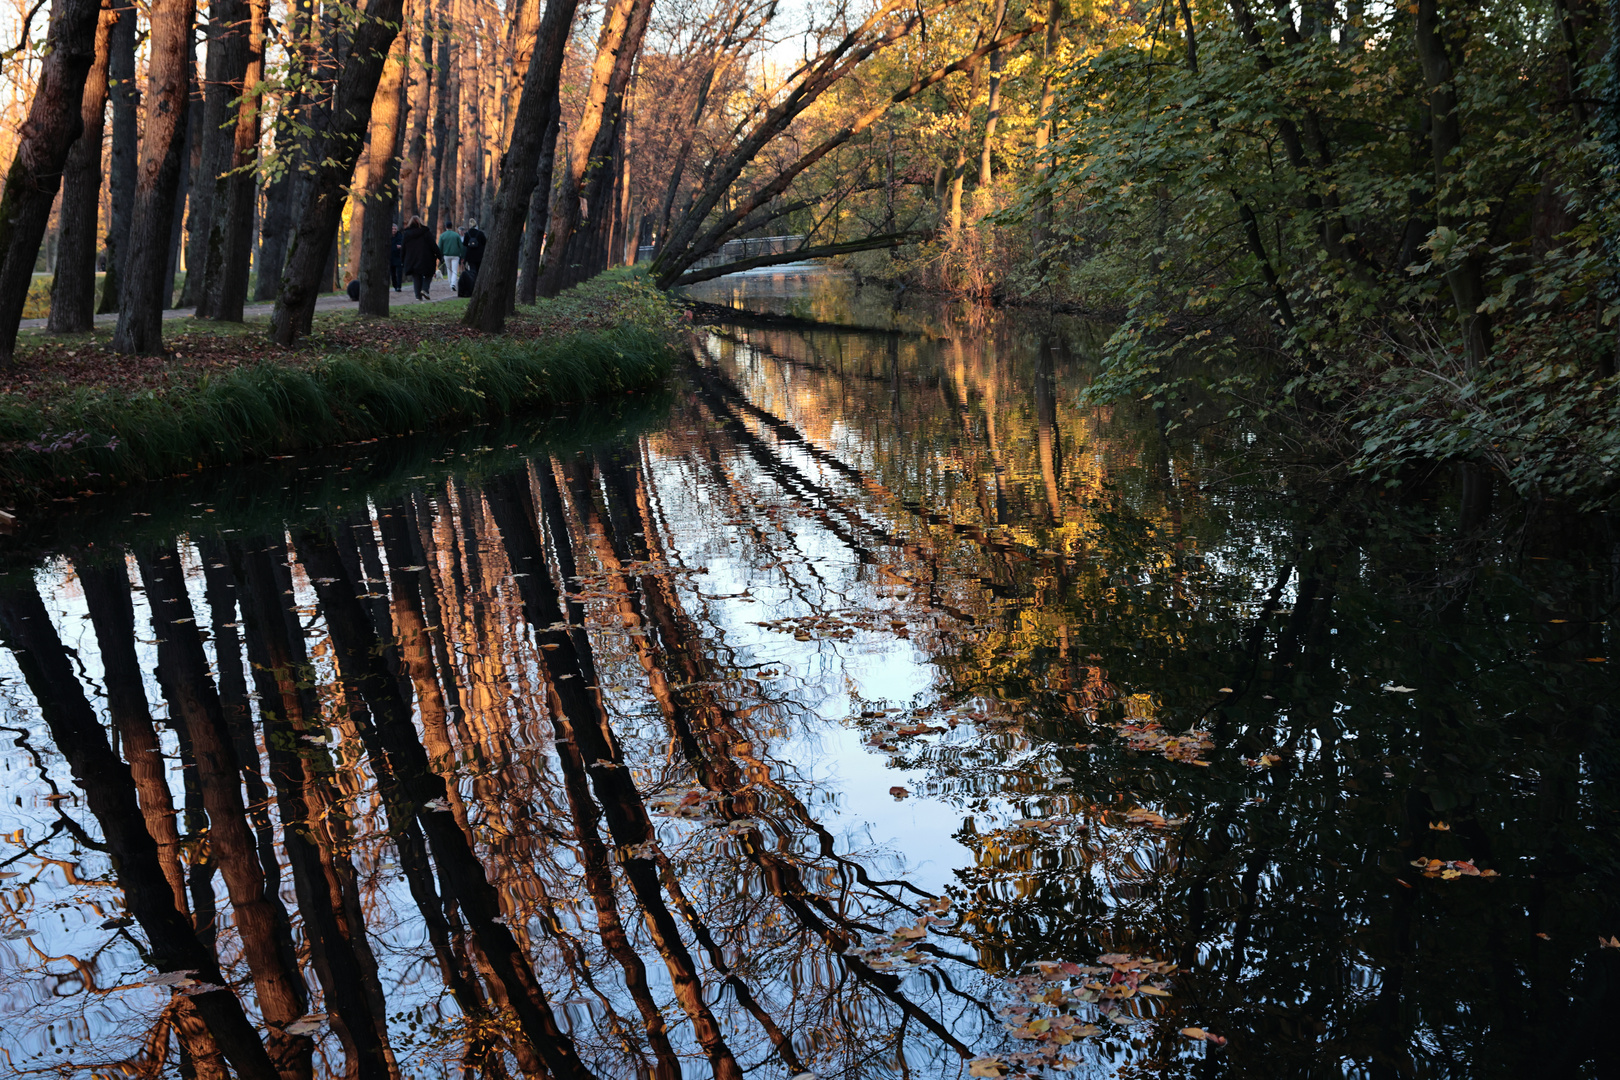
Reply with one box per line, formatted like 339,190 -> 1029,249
398,0 -> 434,220
189,0 -> 250,315
269,0 -> 408,345
46,0 -> 117,334
1415,0 -> 1491,369
461,0 -> 582,329
109,0 -> 195,354
532,0 -> 653,298
164,77 -> 203,309
359,15 -> 409,314
514,102 -> 562,306
977,0 -> 1009,188
97,0 -> 138,314
0,0 -> 104,363
253,0 -> 314,301
1031,0 -> 1061,248
424,0 -> 452,226
435,10 -> 460,229
201,0 -> 265,320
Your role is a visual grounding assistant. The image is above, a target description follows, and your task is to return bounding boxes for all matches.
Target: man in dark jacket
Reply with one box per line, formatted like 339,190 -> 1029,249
388,223 -> 405,292
399,216 -> 439,301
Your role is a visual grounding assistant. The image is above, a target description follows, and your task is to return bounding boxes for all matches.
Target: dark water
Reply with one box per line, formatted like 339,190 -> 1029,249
1,268 -> 1615,1080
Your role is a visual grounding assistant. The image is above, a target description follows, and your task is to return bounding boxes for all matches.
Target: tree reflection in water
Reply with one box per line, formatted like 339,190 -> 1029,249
0,273 -> 1615,1079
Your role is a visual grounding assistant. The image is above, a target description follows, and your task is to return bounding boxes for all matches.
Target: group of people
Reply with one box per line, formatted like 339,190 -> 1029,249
389,218 -> 488,301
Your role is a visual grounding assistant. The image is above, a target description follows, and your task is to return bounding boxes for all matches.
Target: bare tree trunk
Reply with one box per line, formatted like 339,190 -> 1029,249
436,9 -> 461,230
1031,0 -> 1061,249
46,0 -> 117,334
201,0 -> 265,320
359,15 -> 409,314
166,74 -> 203,309
398,0 -> 434,220
534,0 -> 653,298
97,0 -> 138,314
269,0 -> 408,345
425,0 -> 453,226
109,0 -> 196,353
463,0 -> 581,329
189,0 -> 250,315
253,0 -> 316,301
0,0 -> 105,362
457,0 -> 481,226
515,103 -> 562,306
977,0 -> 1009,188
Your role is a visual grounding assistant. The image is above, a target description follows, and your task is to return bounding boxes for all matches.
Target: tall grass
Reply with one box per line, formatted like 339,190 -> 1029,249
0,326 -> 673,499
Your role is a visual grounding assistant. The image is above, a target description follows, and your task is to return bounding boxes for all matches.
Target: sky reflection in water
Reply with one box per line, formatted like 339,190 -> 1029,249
0,268 -> 1615,1079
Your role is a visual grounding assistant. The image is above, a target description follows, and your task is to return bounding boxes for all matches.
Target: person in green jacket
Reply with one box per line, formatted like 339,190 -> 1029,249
438,225 -> 466,290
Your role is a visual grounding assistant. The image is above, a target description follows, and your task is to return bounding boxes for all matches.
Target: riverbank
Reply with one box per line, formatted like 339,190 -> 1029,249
0,271 -> 678,513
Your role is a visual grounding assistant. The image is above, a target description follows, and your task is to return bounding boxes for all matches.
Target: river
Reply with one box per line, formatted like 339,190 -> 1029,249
0,268 -> 1614,1079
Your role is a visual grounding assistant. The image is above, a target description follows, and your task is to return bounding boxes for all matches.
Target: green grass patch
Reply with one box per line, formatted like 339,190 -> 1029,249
0,270 -> 680,505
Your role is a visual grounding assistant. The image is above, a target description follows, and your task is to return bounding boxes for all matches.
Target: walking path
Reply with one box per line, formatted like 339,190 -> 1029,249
18,285 -> 460,331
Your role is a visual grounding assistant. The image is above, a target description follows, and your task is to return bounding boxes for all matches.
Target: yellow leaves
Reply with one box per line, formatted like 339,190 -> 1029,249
968,1059 -> 1007,1077
1182,1027 -> 1227,1045
1409,857 -> 1499,879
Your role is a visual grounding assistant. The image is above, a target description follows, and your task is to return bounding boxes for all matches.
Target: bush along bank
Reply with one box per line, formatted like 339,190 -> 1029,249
0,325 -> 675,508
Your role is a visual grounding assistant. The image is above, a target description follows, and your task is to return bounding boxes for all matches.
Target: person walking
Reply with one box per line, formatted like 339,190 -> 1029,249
462,218 -> 487,275
400,216 -> 440,300
438,223 -> 465,291
389,223 -> 405,292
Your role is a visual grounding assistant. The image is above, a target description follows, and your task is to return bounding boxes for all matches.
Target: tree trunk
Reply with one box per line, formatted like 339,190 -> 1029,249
201,0 -> 265,320
359,17 -> 409,315
253,0 -> 314,301
457,0 -> 481,226
97,0 -> 138,314
425,0 -> 453,226
515,103 -> 562,307
1031,0 -> 1061,249
977,0 -> 1009,189
436,15 -> 460,229
1415,0 -> 1491,369
398,0 -> 434,221
462,0 -> 582,330
0,0 -> 104,362
107,0 -> 193,353
188,0 -> 250,315
269,0 -> 408,345
534,0 -> 653,298
164,80 -> 203,309
46,0 -> 117,334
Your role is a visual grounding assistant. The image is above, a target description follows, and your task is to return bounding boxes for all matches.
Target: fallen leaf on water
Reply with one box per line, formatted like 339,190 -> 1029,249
1536,932 -> 1551,940
1382,683 -> 1417,693
2,928 -> 36,940
968,1058 -> 1007,1078
1428,822 -> 1450,831
1599,936 -> 1619,948
144,970 -> 201,987
889,786 -> 910,799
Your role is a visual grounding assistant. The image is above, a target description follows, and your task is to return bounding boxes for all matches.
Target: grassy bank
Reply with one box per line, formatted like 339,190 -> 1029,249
0,271 -> 679,508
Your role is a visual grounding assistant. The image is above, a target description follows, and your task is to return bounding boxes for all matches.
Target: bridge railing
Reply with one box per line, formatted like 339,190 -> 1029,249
637,235 -> 807,270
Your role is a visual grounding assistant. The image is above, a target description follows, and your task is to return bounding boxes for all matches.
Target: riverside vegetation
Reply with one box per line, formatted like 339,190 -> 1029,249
0,271 -> 677,507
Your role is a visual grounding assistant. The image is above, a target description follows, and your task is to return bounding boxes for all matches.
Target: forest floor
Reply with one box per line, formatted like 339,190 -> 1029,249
4,276 -> 674,403
0,271 -> 681,514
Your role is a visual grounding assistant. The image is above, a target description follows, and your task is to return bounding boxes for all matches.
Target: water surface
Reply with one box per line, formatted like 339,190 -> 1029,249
1,269 -> 1614,1079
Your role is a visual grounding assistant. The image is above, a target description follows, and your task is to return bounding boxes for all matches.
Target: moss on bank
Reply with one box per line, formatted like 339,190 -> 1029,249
0,272 -> 679,507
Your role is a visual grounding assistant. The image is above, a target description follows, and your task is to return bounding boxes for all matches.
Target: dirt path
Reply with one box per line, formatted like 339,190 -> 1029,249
18,286 -> 461,331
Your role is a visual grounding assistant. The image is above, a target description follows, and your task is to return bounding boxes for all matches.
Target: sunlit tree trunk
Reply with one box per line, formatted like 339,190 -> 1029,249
533,0 -> 653,298
46,0 -> 117,334
109,0 -> 195,353
0,0 -> 104,362
359,13 -> 409,314
270,0 -> 408,344
463,0 -> 581,328
399,0 -> 434,220
977,0 -> 1009,189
